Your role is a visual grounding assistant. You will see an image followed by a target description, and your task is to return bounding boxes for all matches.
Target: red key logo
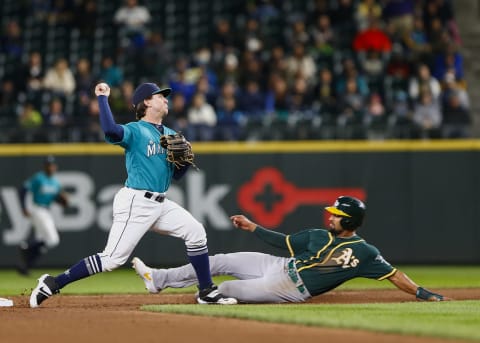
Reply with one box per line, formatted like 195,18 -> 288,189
237,167 -> 366,227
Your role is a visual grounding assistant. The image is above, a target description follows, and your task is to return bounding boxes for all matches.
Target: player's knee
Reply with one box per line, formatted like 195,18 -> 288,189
45,235 -> 60,249
218,281 -> 237,298
99,255 -> 126,272
184,222 -> 207,248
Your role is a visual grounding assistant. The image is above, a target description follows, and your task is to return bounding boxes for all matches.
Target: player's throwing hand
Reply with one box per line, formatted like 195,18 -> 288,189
230,215 -> 257,232
95,82 -> 110,97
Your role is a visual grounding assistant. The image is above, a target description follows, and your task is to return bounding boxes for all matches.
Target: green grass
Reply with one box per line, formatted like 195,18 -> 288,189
2,265 -> 479,296
142,301 -> 480,341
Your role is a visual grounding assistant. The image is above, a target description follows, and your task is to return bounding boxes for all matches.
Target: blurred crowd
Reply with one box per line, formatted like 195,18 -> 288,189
0,0 -> 471,143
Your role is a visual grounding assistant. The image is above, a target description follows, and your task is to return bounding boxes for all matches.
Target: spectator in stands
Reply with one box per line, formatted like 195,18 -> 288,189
355,0 -> 383,31
364,92 -> 387,138
0,20 -> 23,60
164,92 -> 189,135
18,103 -> 43,129
432,43 -> 464,84
265,44 -> 288,80
313,68 -> 337,115
240,17 -> 265,54
43,58 -> 76,97
336,57 -> 369,97
239,79 -> 267,118
382,0 -> 415,39
285,42 -> 317,85
83,98 -> 102,142
403,16 -> 432,64
216,80 -> 239,112
290,75 -> 315,115
17,51 -> 45,105
360,50 -> 386,79
114,0 -> 151,50
216,95 -> 245,141
265,74 -> 292,119
239,51 -> 266,88
353,16 -> 392,54
388,90 -> 415,139
75,58 -> 95,95
141,32 -> 172,83
427,17 -> 450,55
408,63 -> 441,103
337,78 -> 367,127
187,92 -> 217,141
109,80 -> 135,123
44,98 -> 67,127
441,69 -> 469,109
212,18 -> 237,51
441,92 -> 470,139
285,18 -> 311,48
0,80 -> 18,127
412,90 -> 442,139
218,52 -> 240,86
196,74 -> 218,107
98,56 -> 123,88
310,14 -> 335,66
168,56 -> 197,104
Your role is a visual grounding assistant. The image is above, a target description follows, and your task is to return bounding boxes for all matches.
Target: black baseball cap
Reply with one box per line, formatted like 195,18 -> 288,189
132,83 -> 171,108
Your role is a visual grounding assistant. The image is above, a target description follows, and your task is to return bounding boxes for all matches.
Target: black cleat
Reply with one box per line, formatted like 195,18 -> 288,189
30,274 -> 60,308
197,284 -> 237,305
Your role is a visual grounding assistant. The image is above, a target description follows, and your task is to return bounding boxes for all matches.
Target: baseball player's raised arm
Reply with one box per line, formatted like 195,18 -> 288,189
230,215 -> 289,249
95,83 -> 124,141
254,227 -> 289,249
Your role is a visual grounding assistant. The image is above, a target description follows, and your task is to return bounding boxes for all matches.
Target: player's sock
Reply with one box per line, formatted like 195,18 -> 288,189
187,247 -> 213,290
54,254 -> 103,289
26,240 -> 45,267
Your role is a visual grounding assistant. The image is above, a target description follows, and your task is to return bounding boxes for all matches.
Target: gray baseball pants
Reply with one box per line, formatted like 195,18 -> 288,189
150,252 -> 311,303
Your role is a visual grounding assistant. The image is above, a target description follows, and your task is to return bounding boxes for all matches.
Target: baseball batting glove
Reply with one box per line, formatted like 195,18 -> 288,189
416,287 -> 445,301
160,133 -> 198,170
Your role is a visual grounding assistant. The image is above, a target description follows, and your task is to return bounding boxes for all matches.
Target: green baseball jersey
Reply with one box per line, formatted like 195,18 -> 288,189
106,120 -> 177,193
254,227 -> 396,296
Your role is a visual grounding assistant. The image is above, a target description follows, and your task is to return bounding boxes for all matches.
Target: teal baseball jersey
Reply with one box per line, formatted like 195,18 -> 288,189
286,229 -> 396,296
107,121 -> 176,193
24,172 -> 62,207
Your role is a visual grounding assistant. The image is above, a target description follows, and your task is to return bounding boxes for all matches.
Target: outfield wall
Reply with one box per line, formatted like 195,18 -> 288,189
0,141 -> 479,267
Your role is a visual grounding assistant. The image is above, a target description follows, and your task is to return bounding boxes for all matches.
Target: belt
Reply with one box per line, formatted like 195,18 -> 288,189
287,259 -> 307,294
144,191 -> 165,203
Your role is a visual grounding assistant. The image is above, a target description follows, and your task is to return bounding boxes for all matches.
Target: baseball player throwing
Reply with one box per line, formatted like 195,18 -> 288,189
18,155 -> 68,275
132,196 -> 448,303
30,82 -> 237,307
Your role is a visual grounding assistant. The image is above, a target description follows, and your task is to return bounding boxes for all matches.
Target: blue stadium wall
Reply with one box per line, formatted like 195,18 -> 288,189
0,140 -> 479,267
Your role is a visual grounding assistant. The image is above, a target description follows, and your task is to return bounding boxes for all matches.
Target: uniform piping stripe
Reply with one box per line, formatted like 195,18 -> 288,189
378,268 -> 397,281
84,257 -> 93,275
89,255 -> 100,274
286,236 -> 294,257
187,246 -> 208,256
110,195 -> 135,257
298,232 -> 334,265
297,239 -> 365,272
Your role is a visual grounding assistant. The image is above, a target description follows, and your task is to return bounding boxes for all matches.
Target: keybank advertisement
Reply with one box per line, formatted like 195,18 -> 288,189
0,150 -> 479,266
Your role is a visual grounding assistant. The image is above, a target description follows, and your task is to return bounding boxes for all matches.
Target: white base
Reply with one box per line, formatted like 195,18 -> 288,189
0,297 -> 14,307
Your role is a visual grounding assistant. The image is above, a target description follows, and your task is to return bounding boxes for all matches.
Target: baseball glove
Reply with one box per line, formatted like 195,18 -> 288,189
160,133 -> 198,170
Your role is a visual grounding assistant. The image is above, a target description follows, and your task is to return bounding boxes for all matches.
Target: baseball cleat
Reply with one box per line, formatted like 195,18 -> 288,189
132,257 -> 159,294
30,274 -> 59,308
197,285 -> 238,305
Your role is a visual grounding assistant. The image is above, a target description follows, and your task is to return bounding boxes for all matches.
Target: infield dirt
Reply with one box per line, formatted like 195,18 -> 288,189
1,288 -> 479,343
